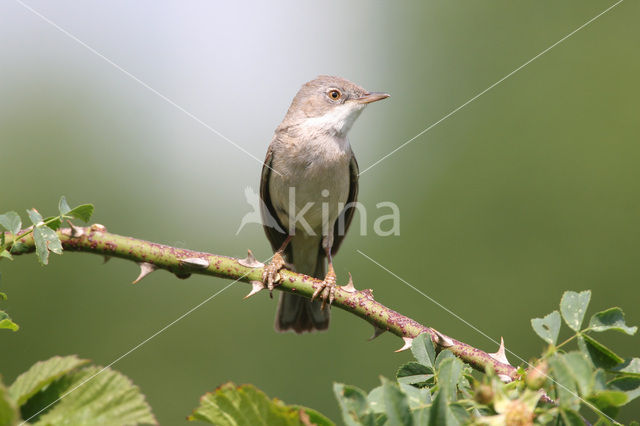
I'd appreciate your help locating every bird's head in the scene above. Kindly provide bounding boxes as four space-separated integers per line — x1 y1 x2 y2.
281 75 389 138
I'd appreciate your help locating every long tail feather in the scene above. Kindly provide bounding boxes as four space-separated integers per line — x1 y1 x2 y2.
275 244 329 333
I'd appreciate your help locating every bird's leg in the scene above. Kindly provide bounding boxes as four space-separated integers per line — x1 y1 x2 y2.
311 247 337 310
262 235 292 292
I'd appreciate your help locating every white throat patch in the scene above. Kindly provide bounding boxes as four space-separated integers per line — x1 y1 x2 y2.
303 103 366 137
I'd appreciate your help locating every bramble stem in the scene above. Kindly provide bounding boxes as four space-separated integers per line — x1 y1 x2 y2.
3 225 518 379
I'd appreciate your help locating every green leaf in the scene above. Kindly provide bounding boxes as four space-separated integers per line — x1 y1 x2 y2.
367 386 385 414
58 196 71 216
381 379 412 426
9 355 89 406
588 390 629 409
578 335 624 369
434 350 455 369
26 209 43 226
42 217 62 231
33 229 48 265
0 377 19 426
608 376 640 403
333 383 384 426
560 290 591 332
411 333 436 370
588 307 637 335
448 403 470 424
456 374 473 399
9 242 28 254
23 365 157 425
411 407 430 424
0 250 13 261
428 391 460 426
0 292 6 301
0 211 21 235
334 383 375 426
427 391 447 426
398 383 430 409
560 408 586 425
66 204 94 222
612 358 640 377
436 358 463 401
594 418 615 426
189 382 324 426
396 362 433 385
593 369 608 392
531 310 561 345
33 225 63 265
556 352 593 397
549 354 580 409
608 376 640 404
0 310 19 331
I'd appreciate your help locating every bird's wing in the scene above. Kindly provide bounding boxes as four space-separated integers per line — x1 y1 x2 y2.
330 152 359 256
260 146 291 258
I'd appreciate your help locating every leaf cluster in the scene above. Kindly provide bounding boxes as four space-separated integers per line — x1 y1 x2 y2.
0 196 94 333
328 290 639 425
527 290 639 424
334 333 482 425
0 196 94 265
0 355 156 425
188 382 333 426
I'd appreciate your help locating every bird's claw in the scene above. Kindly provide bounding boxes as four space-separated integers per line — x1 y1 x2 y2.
311 268 337 310
262 252 285 291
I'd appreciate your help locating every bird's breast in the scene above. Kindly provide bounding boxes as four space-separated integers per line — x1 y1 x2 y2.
270 137 352 235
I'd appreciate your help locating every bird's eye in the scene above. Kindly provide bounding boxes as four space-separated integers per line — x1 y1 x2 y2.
328 89 341 100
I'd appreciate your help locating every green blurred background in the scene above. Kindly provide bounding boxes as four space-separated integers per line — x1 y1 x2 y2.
1 0 638 423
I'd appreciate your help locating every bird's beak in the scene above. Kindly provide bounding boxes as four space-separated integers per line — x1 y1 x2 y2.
356 92 390 104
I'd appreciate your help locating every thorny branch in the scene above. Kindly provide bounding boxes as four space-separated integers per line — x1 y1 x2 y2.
4 224 518 380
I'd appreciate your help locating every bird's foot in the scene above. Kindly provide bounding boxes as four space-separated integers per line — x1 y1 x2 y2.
262 251 286 291
311 266 337 310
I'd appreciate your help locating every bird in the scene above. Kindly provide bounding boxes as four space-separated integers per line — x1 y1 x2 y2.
260 75 389 333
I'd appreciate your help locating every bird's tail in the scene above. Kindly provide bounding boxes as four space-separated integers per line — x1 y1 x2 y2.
275 247 330 333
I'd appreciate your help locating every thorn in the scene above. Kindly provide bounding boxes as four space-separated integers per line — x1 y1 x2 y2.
238 249 265 268
179 257 210 269
394 336 413 352
489 337 511 366
243 281 265 299
175 271 191 279
90 223 107 232
132 262 157 284
67 221 84 237
498 374 513 383
342 272 356 293
433 329 454 347
368 326 385 341
103 256 111 264
360 288 374 300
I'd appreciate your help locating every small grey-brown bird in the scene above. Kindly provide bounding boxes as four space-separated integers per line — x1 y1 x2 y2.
260 75 389 333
